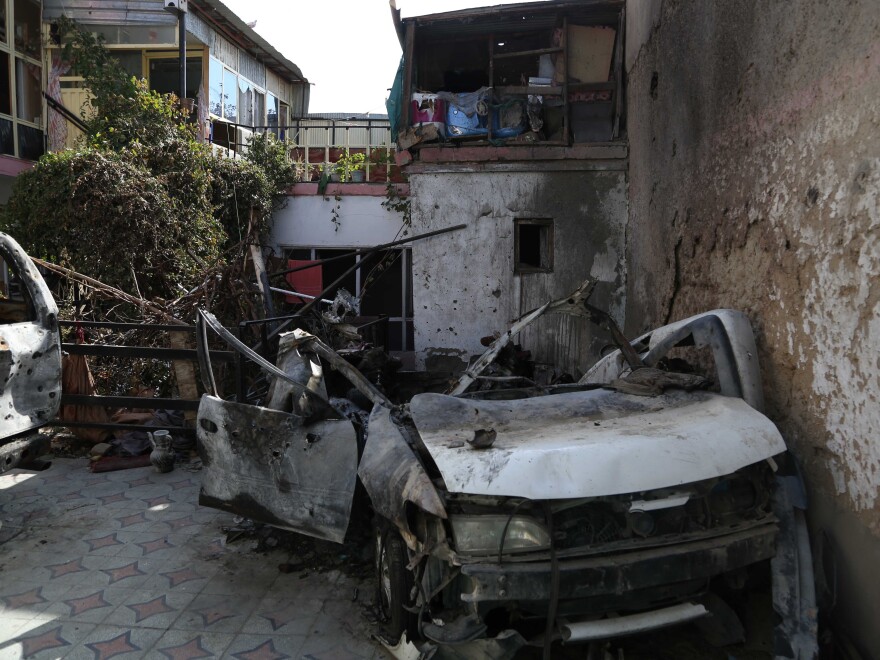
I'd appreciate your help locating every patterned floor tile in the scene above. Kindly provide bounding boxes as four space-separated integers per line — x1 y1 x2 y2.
3 620 97 660
0 582 65 618
152 631 234 659
174 593 260 633
81 533 127 557
47 557 88 579
297 632 381 660
94 559 150 588
103 589 195 629
126 477 153 489
200 571 277 598
299 612 381 659
0 459 383 659
42 586 131 624
240 597 322 636
63 625 166 660
223 635 304 660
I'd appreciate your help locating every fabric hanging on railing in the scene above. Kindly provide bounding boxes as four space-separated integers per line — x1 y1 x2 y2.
47 52 72 151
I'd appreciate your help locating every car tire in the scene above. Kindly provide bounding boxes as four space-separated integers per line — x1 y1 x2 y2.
374 519 419 642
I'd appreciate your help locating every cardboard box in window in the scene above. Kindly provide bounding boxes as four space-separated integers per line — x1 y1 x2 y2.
559 26 616 84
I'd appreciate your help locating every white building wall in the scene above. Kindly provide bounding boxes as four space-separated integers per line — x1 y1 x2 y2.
269 195 407 252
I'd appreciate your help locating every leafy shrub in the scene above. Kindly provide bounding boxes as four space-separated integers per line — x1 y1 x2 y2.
0 19 287 307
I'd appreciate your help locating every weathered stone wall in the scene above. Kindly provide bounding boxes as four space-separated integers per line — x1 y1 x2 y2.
409 168 627 375
625 0 880 654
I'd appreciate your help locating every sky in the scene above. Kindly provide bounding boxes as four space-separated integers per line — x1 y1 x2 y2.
219 0 549 115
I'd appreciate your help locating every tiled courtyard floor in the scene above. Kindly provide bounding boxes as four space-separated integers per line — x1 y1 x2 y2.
0 458 386 659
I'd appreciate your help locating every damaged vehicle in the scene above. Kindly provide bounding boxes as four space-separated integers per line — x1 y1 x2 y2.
0 233 62 473
195 278 816 659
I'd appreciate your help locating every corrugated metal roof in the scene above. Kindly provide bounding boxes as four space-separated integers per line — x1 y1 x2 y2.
404 0 623 37
191 0 307 84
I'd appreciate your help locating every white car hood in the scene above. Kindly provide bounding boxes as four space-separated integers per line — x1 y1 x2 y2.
409 388 785 499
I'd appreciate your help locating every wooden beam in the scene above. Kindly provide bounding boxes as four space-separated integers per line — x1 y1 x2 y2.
401 22 416 132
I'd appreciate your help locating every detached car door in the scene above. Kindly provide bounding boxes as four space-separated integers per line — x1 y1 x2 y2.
0 233 62 471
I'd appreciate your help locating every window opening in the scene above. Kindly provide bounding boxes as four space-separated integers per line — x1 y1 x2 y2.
149 56 203 100
267 92 278 134
0 51 10 115
13 0 39 59
238 77 254 127
208 57 223 116
281 247 414 351
15 56 40 124
223 68 237 121
514 218 553 273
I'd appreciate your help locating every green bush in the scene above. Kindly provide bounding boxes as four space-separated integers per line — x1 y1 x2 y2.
0 19 287 306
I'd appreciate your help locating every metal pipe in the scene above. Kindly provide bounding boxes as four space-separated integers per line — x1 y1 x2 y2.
178 10 187 101
559 603 707 642
269 224 466 279
268 286 333 304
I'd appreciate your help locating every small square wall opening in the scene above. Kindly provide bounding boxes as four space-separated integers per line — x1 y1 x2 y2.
514 218 554 273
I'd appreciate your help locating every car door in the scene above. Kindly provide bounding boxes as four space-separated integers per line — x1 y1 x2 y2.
0 233 62 470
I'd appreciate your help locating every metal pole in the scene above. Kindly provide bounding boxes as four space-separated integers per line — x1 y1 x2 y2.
269 224 467 278
178 11 187 102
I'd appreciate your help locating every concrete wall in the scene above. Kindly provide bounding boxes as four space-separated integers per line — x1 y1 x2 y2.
269 192 406 252
408 167 627 374
625 0 880 655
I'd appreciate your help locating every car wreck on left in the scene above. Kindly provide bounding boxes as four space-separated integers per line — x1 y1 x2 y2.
0 232 62 472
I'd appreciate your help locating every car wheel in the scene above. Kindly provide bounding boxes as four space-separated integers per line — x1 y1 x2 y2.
374 520 419 641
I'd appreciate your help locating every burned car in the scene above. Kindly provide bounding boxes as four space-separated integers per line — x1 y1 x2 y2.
0 233 62 472
195 279 816 658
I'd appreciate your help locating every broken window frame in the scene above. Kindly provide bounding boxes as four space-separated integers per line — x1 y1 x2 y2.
514 217 554 274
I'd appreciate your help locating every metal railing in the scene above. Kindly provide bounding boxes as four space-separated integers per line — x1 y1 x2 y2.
208 118 400 183
52 320 236 435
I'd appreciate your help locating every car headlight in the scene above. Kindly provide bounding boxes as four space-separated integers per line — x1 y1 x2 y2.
449 514 551 555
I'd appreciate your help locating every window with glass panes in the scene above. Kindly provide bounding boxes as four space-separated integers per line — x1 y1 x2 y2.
208 56 273 131
1 0 44 161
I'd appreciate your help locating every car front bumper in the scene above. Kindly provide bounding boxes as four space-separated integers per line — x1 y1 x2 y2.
459 523 777 604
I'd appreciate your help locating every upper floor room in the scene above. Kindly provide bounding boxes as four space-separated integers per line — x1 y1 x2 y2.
392 0 625 162
1 0 310 167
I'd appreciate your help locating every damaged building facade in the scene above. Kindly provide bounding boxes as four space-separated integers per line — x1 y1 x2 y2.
378 0 879 655
394 1 628 376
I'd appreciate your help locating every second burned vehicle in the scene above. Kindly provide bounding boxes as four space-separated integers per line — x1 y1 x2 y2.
195 279 816 659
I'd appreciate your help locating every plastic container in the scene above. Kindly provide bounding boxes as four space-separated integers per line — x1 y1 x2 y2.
446 103 488 137
492 99 527 139
411 93 446 133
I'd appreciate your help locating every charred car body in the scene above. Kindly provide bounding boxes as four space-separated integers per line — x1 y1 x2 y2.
195 279 816 658
0 233 62 473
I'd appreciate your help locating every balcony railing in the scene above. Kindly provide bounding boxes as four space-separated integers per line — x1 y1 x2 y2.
208 118 404 183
